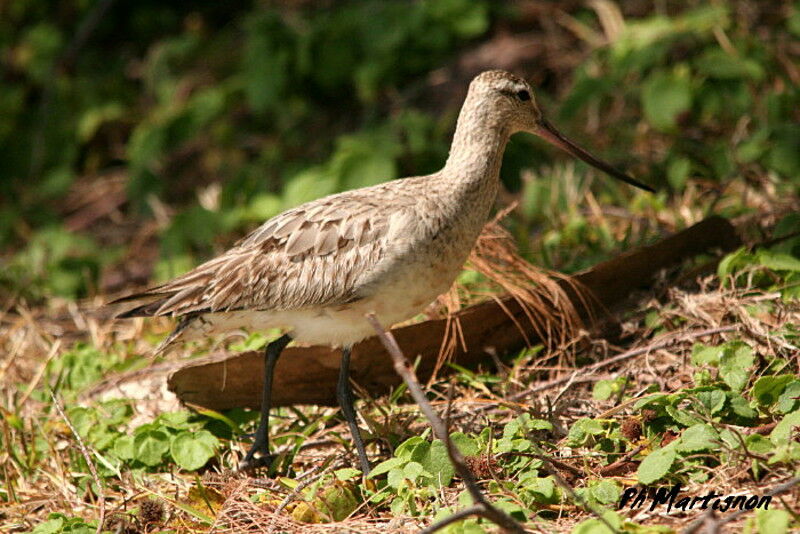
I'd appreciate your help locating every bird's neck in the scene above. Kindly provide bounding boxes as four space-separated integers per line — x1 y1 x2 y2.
442 105 511 194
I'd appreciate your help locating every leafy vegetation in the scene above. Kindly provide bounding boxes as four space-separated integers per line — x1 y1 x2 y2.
1 1 799 533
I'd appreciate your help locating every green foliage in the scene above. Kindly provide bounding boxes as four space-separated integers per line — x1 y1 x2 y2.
560 3 800 194
367 432 478 514
29 514 95 534
592 377 628 401
629 328 800 485
63 405 221 473
0 0 487 258
0 227 116 299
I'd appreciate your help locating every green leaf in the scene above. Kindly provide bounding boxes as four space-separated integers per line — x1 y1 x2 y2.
78 103 124 142
170 430 218 471
638 445 676 484
337 149 396 191
634 394 670 410
32 517 64 534
695 49 764 80
419 439 455 486
667 157 691 189
777 381 800 413
758 251 800 272
665 405 703 427
756 508 791 534
367 457 405 478
677 424 719 452
396 436 429 462
193 408 241 433
592 380 615 400
521 474 557 502
641 71 692 131
528 418 553 431
767 126 800 177
719 343 755 392
729 393 757 419
334 468 362 481
790 3 800 37
752 375 796 406
387 467 406 489
403 461 427 481
589 479 621 505
113 435 135 461
242 12 292 115
695 389 726 415
316 484 360 522
737 128 770 163
770 411 800 446
718 247 752 281
282 167 337 209
572 510 623 534
228 332 269 353
156 411 193 430
567 418 606 446
745 434 775 454
450 432 479 457
133 429 170 466
691 344 723 366
243 194 282 223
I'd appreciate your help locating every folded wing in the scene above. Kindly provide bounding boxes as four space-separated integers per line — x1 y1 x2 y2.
113 188 410 318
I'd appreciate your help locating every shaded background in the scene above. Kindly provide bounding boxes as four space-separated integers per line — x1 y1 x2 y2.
1 0 799 303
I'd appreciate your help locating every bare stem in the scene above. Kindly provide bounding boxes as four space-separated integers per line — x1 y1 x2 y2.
418 505 485 534
508 325 739 403
50 390 106 534
366 313 527 534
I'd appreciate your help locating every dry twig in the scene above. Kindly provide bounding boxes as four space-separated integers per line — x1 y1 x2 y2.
50 391 106 534
508 325 739 403
366 313 527 534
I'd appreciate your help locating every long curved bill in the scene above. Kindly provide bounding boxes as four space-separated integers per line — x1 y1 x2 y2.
537 119 655 192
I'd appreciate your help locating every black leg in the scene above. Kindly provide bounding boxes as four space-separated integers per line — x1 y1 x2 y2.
337 346 371 474
238 333 292 471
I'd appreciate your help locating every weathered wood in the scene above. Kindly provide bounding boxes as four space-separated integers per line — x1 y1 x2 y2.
166 216 739 409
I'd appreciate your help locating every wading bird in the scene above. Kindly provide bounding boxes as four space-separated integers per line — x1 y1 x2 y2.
113 70 652 474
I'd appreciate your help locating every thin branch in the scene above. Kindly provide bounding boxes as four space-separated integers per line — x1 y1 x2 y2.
508 325 738 403
597 444 645 476
419 505 487 534
50 390 106 534
497 451 583 478
446 326 740 425
366 313 527 534
273 462 331 516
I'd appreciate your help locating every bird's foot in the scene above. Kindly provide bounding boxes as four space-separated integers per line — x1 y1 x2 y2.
237 452 274 472
236 443 274 472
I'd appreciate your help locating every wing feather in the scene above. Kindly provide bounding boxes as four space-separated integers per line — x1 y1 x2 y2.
114 181 421 318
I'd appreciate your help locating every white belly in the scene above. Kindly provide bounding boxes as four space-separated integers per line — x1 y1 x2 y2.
178 259 459 347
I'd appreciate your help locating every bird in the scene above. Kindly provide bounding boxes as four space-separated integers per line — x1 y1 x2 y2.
112 70 653 474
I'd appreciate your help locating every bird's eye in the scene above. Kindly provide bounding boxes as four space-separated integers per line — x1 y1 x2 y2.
516 90 531 101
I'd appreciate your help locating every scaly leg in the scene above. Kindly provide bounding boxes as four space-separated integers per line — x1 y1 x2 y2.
337 346 371 474
238 333 292 471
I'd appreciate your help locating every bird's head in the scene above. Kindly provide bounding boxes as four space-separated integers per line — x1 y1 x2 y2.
468 70 654 192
